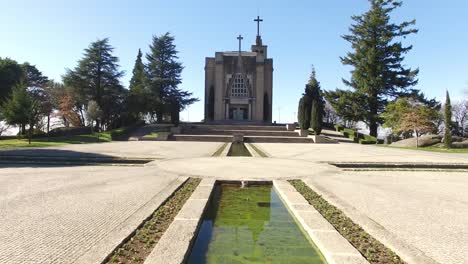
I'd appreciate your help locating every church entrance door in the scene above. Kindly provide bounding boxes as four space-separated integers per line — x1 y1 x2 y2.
229 106 249 121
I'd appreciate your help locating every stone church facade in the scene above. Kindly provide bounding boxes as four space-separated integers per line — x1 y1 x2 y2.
204 18 273 123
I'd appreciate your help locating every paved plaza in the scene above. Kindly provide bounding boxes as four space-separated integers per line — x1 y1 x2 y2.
0 141 467 263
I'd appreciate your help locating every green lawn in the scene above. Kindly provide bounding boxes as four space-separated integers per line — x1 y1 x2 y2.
380 145 468 153
0 132 113 149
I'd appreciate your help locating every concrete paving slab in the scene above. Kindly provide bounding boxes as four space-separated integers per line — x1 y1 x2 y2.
311 231 362 256
304 171 464 264
0 166 180 264
189 185 214 200
175 199 210 221
298 211 336 231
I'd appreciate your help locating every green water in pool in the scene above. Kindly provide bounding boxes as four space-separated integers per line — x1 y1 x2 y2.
187 184 326 264
227 142 252 157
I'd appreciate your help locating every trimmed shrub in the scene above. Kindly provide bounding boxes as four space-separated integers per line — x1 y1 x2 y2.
48 127 92 137
359 139 376 144
110 121 145 140
334 125 344 132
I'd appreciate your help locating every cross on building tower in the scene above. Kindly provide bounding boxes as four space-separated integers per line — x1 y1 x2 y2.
237 34 243 53
254 16 263 46
254 16 263 36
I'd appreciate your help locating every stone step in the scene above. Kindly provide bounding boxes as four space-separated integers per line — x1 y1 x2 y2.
183 129 300 137
183 124 287 131
172 135 232 142
245 136 314 144
171 134 313 143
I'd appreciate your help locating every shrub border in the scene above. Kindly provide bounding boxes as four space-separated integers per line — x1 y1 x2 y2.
288 180 404 264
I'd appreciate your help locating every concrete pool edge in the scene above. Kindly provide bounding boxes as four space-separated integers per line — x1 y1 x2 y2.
303 178 440 264
73 176 189 264
273 180 369 264
144 178 216 264
145 179 368 264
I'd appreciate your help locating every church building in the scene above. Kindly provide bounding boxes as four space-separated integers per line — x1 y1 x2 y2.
204 16 273 123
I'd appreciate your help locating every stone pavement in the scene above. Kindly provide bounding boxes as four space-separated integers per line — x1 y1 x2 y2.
0 141 467 263
0 166 184 264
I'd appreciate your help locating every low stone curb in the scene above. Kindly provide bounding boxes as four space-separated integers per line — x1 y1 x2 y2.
220 142 231 157
273 180 369 264
143 178 215 264
303 178 440 264
74 176 188 264
244 142 261 157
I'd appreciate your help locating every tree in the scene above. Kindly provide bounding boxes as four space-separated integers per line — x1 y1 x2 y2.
338 0 419 137
324 100 339 125
324 89 365 127
383 98 436 147
128 49 148 120
452 99 467 137
310 101 321 135
297 97 309 130
86 100 103 135
307 69 325 135
444 91 452 148
382 97 438 145
146 33 197 123
0 58 23 103
22 63 52 133
63 38 125 130
1 83 37 143
58 94 82 127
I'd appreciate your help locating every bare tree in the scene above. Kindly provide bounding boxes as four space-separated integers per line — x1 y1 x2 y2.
0 122 10 136
324 100 339 125
453 99 468 137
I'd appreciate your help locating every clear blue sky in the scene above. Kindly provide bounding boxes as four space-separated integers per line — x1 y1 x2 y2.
2 0 467 122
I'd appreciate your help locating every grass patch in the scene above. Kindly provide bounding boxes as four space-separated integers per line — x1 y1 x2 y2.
379 145 468 153
106 178 201 264
288 180 404 264
0 124 145 149
211 143 228 157
248 143 268 157
0 133 112 149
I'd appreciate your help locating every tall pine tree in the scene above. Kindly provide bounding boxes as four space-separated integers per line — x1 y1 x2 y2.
340 0 419 137
128 49 147 120
146 33 197 123
63 38 125 130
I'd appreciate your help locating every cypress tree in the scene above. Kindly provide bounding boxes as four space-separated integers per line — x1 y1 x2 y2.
128 49 147 120
307 69 325 135
444 91 452 148
297 97 309 130
340 0 419 137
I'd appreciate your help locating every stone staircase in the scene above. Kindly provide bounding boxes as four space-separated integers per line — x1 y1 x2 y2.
133 124 315 143
174 124 314 143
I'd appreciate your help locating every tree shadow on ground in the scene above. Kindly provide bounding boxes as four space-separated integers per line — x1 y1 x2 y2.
0 149 149 168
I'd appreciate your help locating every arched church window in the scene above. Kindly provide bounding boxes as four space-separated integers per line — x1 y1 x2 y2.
230 73 249 97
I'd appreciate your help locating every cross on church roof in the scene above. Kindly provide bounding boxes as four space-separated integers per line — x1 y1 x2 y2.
254 16 263 36
237 34 243 53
